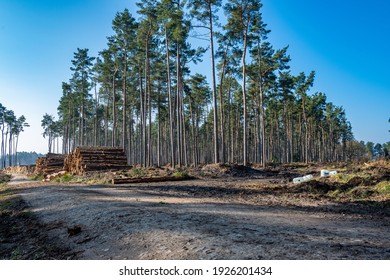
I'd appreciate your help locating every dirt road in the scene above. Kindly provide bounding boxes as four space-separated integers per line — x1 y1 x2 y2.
7 174 390 260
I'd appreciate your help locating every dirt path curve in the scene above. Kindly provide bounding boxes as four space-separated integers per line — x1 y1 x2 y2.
8 173 34 185
10 179 390 260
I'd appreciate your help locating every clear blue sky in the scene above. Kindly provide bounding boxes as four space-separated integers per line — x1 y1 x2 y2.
0 0 389 154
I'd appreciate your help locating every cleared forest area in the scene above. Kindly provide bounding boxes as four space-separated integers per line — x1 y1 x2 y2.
1 160 389 260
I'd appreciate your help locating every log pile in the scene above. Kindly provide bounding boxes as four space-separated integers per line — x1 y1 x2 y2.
35 153 66 176
64 146 129 175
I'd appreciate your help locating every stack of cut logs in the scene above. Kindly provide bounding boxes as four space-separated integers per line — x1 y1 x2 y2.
64 146 129 175
35 153 66 176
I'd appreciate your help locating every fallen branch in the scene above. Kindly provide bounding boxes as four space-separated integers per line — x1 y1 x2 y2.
112 176 194 185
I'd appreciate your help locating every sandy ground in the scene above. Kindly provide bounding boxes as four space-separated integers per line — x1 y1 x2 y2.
5 174 390 260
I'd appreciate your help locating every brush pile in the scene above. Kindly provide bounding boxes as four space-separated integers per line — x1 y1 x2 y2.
35 153 66 176
64 146 129 175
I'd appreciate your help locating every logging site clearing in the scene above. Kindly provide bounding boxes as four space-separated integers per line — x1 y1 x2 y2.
1 160 390 260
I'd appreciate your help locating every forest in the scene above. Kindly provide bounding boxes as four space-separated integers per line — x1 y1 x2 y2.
40 0 389 167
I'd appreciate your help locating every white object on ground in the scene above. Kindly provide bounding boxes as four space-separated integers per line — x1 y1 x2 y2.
293 174 313 184
293 177 304 184
321 170 330 177
321 169 338 177
303 174 313 181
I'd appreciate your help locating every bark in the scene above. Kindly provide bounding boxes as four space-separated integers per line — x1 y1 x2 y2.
94 83 99 146
122 51 127 150
242 33 248 166
208 2 219 164
218 44 229 164
257 42 266 167
176 43 182 167
301 95 308 163
112 68 118 147
157 88 161 166
165 28 175 167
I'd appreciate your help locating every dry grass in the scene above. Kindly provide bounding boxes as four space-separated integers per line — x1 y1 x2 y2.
296 160 390 203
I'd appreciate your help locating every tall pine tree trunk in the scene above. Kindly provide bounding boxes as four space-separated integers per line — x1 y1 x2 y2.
165 29 175 167
218 44 229 164
112 69 118 147
176 43 182 167
122 51 127 150
242 33 248 166
208 4 219 164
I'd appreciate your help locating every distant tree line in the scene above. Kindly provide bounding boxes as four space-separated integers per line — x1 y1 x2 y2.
346 140 390 161
0 102 29 168
0 152 43 167
42 0 383 166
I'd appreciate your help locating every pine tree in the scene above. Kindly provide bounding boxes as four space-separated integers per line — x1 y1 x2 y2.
188 0 222 163
70 48 95 146
137 1 159 166
112 9 138 152
295 71 315 163
224 0 263 166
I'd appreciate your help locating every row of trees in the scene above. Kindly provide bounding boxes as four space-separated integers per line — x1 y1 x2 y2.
345 140 390 161
46 0 357 166
0 102 29 168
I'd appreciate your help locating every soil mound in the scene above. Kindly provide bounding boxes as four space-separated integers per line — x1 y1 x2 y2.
347 176 372 187
201 163 262 178
292 179 336 194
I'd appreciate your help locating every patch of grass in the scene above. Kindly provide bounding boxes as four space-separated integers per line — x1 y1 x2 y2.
347 186 377 199
331 173 350 183
172 170 190 178
30 174 43 181
375 181 390 195
55 173 74 183
85 172 114 184
329 173 370 184
59 175 88 184
328 189 342 197
128 168 146 177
